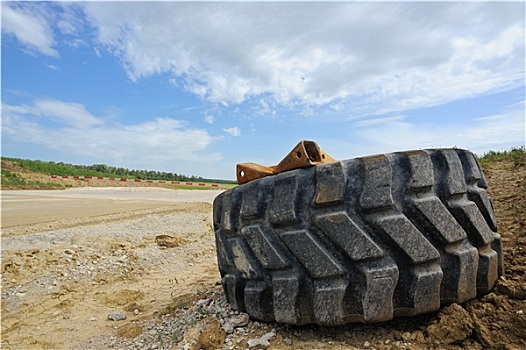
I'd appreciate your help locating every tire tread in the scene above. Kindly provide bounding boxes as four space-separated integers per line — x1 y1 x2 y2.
213 148 502 325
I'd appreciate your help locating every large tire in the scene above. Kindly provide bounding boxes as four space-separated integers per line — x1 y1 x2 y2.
213 149 503 325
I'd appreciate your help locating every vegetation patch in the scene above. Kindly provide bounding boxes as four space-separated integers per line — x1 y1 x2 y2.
478 146 525 167
1 169 64 189
1 156 237 190
1 156 236 185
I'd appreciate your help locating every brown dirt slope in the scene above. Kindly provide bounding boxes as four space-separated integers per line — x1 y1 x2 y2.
0 159 197 190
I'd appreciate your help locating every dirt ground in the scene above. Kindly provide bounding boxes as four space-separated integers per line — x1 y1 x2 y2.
1 154 525 349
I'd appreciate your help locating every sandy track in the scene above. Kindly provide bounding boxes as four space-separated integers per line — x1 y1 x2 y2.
2 187 221 227
1 188 222 349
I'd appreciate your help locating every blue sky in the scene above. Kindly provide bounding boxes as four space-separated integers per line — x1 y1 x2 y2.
2 2 525 180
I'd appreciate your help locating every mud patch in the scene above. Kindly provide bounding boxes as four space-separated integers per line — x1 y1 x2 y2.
427 303 474 345
117 323 144 338
95 289 145 307
155 234 189 248
194 320 227 350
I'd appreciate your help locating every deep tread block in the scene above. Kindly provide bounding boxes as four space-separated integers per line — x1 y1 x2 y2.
373 214 440 264
315 212 384 261
456 150 503 276
222 273 245 311
314 162 345 205
229 237 263 279
273 276 313 325
220 190 240 233
269 173 299 225
280 229 345 279
359 155 394 210
313 280 348 325
242 225 290 270
360 262 399 322
448 202 495 246
240 181 261 219
410 197 466 244
215 232 234 275
359 154 442 316
244 281 274 322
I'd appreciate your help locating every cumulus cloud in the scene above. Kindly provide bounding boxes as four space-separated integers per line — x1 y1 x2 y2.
4 1 524 124
78 2 524 113
2 99 219 166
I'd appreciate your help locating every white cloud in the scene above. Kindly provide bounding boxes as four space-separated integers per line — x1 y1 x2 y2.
33 99 103 127
2 2 58 57
55 4 84 36
355 115 406 127
5 2 523 116
79 2 524 113
356 107 525 156
222 127 241 137
252 98 276 116
204 115 215 124
46 64 60 71
2 99 219 166
67 38 85 49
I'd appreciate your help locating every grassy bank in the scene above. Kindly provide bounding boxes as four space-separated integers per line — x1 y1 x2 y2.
477 146 525 167
1 156 236 190
1 169 65 189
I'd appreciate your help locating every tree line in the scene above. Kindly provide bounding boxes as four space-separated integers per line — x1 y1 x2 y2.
2 157 236 184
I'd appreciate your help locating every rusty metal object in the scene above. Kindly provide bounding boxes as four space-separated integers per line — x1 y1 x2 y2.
236 140 337 184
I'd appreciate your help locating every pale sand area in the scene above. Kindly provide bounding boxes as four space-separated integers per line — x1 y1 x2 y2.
1 187 223 227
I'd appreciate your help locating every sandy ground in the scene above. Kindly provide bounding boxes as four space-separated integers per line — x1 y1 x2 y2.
2 188 221 227
1 155 525 350
2 188 222 349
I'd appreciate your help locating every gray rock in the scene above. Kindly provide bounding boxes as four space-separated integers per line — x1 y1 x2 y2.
195 298 210 306
247 331 276 348
222 321 234 334
229 313 250 328
107 311 127 321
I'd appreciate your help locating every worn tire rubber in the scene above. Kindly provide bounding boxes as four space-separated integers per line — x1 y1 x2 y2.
213 149 503 325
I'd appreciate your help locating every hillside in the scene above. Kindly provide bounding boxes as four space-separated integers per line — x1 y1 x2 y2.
0 157 236 190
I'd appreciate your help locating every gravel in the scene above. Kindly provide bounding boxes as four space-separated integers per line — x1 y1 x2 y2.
83 288 280 350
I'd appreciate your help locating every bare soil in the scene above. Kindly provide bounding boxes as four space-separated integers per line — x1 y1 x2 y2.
1 155 525 350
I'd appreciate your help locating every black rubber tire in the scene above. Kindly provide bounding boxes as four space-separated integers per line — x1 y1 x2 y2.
213 149 503 325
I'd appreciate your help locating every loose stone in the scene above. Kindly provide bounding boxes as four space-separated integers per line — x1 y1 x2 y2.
107 311 127 321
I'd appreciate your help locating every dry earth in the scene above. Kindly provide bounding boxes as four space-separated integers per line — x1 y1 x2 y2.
1 155 525 350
